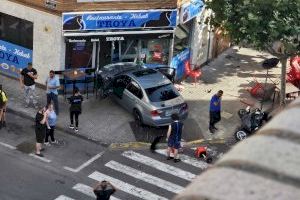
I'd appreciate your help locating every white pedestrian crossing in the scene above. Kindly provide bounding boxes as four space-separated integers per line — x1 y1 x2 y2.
54 195 75 200
72 183 121 200
55 148 210 200
122 150 196 181
155 149 208 169
89 171 169 200
105 160 184 193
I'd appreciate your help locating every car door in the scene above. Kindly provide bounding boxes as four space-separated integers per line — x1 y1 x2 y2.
112 75 131 105
123 80 143 111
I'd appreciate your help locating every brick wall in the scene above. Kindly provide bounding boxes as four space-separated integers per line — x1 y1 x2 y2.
174 98 300 200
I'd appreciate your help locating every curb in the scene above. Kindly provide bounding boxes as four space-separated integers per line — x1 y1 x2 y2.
6 108 110 147
109 138 226 150
7 107 226 150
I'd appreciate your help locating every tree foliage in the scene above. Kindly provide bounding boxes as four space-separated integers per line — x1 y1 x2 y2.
206 0 300 57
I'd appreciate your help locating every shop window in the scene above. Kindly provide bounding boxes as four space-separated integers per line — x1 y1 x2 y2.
65 41 93 69
120 40 138 62
141 39 169 65
0 12 33 49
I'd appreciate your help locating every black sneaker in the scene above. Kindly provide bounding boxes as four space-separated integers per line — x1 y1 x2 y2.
213 126 218 130
69 124 74 129
209 127 215 133
167 156 173 160
74 128 79 133
35 153 44 157
174 158 181 163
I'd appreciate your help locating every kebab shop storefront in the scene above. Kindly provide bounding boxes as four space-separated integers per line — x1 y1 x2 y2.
62 9 178 71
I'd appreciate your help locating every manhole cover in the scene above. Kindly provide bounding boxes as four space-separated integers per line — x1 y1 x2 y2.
16 141 35 154
222 111 233 119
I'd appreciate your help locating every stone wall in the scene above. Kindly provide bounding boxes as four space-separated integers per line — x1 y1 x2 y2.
0 1 65 84
174 98 300 200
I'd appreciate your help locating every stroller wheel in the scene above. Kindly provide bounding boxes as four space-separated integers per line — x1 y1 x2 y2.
235 130 248 141
206 157 213 164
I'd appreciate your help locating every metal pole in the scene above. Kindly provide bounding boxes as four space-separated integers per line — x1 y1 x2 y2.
168 35 175 66
260 68 269 110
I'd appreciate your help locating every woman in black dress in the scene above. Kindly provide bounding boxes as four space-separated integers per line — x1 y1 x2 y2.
35 107 47 157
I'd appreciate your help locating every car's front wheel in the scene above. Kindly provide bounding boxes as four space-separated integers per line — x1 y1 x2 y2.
133 109 143 126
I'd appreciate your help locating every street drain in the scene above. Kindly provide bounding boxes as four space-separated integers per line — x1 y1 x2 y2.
16 141 35 154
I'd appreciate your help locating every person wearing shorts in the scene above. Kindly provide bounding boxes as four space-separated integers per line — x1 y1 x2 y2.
166 113 183 163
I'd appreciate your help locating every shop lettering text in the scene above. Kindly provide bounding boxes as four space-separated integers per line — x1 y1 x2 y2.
106 37 125 41
0 51 19 64
130 13 148 19
0 39 32 78
96 20 136 28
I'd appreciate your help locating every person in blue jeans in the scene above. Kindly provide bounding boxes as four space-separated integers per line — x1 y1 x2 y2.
45 103 58 145
46 70 60 115
209 90 223 133
166 113 183 163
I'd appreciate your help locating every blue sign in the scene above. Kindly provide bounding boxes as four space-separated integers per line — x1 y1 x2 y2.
180 0 205 24
0 40 32 78
63 10 177 31
171 48 190 80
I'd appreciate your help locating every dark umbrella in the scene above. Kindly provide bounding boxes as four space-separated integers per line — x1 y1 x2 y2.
262 58 279 69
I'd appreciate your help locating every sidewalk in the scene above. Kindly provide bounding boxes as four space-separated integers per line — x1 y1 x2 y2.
0 47 282 145
179 47 281 141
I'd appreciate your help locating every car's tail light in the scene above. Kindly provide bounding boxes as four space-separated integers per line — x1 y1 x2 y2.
151 110 162 117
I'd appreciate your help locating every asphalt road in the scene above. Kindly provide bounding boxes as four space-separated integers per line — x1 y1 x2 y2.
0 112 232 200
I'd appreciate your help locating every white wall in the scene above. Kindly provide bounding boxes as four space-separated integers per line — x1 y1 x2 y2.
190 12 210 67
0 1 65 84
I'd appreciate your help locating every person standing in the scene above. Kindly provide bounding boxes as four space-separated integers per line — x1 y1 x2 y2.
93 180 116 200
209 90 223 133
20 63 38 108
46 70 60 115
0 85 8 129
44 103 58 145
68 87 83 133
35 107 47 157
166 113 183 163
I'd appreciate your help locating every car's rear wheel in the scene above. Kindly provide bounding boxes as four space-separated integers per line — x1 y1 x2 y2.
133 109 143 126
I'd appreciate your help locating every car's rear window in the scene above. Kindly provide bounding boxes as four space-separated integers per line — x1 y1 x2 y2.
145 83 180 102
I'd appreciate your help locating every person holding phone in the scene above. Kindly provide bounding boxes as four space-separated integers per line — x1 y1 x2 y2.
35 107 47 157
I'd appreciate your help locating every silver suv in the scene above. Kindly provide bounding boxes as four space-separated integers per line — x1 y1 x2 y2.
112 68 188 126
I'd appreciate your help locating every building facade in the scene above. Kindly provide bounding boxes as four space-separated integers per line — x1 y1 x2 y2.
0 0 227 84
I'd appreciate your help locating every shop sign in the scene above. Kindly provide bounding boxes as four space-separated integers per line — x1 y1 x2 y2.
180 0 204 24
0 39 32 78
62 10 177 31
171 48 190 80
45 0 57 9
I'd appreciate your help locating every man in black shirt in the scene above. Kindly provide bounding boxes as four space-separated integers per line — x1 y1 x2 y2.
20 63 38 108
93 181 116 200
68 87 83 133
